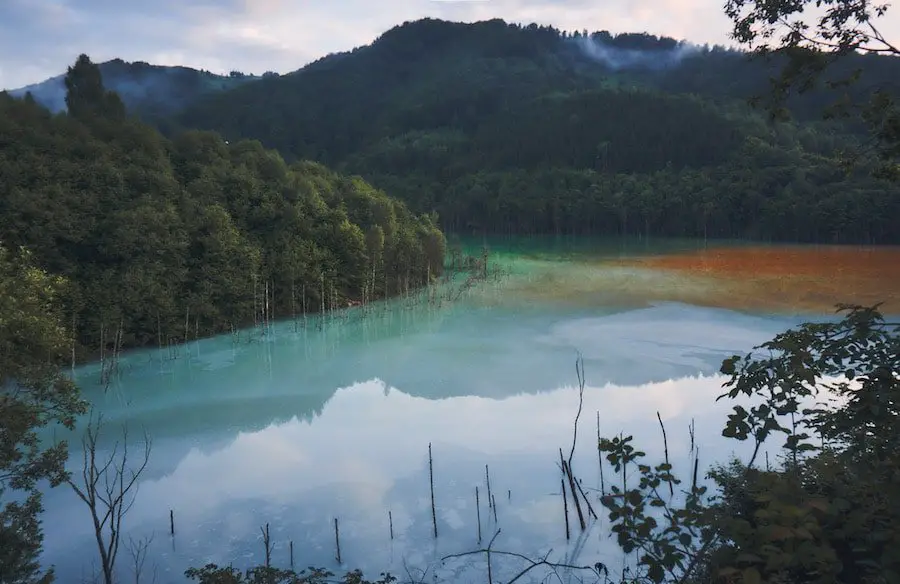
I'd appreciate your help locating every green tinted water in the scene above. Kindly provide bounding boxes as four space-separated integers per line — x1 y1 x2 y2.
40 238 820 583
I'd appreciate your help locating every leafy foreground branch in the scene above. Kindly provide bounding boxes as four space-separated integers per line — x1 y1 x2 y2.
598 304 900 584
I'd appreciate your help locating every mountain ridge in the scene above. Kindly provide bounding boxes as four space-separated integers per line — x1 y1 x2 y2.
6 58 267 116
159 17 899 243
6 17 898 243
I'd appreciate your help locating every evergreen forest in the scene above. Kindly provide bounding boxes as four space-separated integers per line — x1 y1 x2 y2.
166 19 900 242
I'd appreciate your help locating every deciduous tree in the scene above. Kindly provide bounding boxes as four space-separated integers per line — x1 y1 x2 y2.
0 247 87 583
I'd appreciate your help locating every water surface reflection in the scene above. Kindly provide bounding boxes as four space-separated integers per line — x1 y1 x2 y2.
45 370 777 583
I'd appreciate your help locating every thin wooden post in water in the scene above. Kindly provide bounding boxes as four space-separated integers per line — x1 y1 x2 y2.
563 459 586 530
491 494 498 523
485 464 493 510
597 411 606 495
334 518 341 564
389 510 394 540
693 452 700 491
261 523 271 568
560 448 585 531
429 443 438 538
170 510 174 536
561 477 570 540
657 411 674 498
573 472 598 520
475 486 482 543
290 541 294 569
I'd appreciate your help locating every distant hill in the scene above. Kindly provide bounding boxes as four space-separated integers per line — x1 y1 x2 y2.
170 18 900 160
7 58 267 117
157 18 899 243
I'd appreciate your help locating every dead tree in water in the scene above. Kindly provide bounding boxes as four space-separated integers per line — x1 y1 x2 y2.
441 528 605 584
260 523 272 568
67 412 152 584
557 352 598 532
99 319 124 391
126 533 157 584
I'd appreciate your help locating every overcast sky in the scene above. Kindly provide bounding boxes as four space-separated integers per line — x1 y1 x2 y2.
1 0 898 90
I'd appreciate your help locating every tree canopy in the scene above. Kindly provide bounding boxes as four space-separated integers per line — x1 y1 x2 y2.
164 18 900 241
0 247 87 583
0 55 445 358
724 0 899 178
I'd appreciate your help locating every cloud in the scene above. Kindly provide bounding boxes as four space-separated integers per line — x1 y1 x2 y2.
1 0 897 89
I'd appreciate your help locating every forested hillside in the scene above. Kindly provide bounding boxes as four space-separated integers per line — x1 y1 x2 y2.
0 56 444 359
171 18 900 243
8 58 263 118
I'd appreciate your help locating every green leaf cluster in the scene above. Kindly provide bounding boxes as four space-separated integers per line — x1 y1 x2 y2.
599 304 900 584
0 247 88 583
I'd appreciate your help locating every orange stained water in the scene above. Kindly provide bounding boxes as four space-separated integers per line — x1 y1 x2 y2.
620 245 900 314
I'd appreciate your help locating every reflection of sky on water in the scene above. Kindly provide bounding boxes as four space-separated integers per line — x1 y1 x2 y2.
40 300 803 583
47 373 768 584
40 241 861 583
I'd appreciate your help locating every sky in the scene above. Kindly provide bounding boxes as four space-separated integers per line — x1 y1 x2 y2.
0 0 897 90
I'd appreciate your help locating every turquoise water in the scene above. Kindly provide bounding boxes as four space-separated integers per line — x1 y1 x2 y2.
39 240 820 583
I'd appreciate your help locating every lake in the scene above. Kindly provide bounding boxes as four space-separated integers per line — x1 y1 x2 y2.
39 237 900 583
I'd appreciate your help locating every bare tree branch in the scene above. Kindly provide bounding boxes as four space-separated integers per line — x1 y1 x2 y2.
126 533 156 584
441 529 605 584
67 410 152 584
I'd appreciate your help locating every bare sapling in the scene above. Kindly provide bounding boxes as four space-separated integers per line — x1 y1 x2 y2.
260 522 272 568
71 311 77 371
568 352 586 468
302 284 308 327
101 319 124 390
99 322 105 385
429 443 437 538
485 464 493 510
291 278 297 331
263 280 269 333
560 449 585 530
657 411 674 498
67 411 152 584
126 533 157 584
475 486 482 543
334 517 342 564
320 273 325 315
572 471 598 520
253 272 259 329
597 411 606 495
442 528 605 584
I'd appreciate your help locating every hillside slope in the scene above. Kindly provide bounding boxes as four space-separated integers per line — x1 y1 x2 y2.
0 57 444 357
7 58 265 118
170 18 900 243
